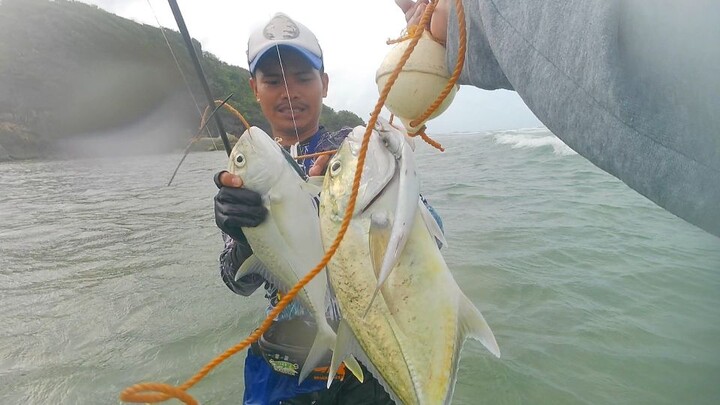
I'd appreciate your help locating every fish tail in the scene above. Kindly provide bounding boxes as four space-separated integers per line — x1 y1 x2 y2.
327 319 364 387
458 293 500 358
298 322 337 384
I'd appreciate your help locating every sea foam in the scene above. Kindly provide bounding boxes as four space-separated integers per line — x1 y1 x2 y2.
493 128 577 156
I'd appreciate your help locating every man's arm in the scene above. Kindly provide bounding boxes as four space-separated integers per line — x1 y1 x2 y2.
219 232 265 296
395 0 720 238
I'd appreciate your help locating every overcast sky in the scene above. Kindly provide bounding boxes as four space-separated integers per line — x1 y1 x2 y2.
78 0 542 133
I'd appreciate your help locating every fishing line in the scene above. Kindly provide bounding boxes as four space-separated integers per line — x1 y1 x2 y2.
167 93 234 187
145 1 212 136
273 44 303 155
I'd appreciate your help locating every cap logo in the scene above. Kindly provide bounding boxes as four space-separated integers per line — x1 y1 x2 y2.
263 15 300 40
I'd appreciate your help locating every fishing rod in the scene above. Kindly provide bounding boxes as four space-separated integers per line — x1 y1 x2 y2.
167 0 232 156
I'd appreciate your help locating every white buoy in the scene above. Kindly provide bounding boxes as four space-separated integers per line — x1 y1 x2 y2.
376 30 458 134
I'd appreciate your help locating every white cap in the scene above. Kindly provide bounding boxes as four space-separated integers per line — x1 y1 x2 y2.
247 13 323 74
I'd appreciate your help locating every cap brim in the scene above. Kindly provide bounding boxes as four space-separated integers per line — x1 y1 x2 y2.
249 44 323 73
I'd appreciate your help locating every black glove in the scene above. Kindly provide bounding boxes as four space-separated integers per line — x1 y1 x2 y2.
214 171 268 241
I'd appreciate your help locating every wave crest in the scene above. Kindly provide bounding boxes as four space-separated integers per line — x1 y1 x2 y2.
493 129 576 156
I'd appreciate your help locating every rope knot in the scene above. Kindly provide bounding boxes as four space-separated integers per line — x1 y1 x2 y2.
408 125 445 152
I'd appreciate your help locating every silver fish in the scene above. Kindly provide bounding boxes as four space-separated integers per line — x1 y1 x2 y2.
364 118 420 312
319 124 500 404
227 127 362 383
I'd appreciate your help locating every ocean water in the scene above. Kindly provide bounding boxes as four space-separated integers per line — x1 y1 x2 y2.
0 128 718 404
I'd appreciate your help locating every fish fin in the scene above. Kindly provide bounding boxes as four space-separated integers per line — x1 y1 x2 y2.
305 176 325 189
364 213 392 316
235 254 268 282
458 293 501 358
342 356 364 385
235 253 290 292
418 198 447 248
375 141 419 299
328 320 351 387
368 213 391 280
298 323 336 384
300 179 322 197
327 320 364 387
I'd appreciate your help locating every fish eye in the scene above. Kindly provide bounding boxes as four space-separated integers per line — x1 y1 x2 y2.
330 160 342 176
235 153 246 167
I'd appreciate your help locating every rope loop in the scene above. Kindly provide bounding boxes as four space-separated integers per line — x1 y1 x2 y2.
407 125 445 152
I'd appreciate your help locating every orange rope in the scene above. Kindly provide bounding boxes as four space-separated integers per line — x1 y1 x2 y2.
120 1 467 403
186 99 251 148
418 132 444 151
294 149 337 161
119 383 198 405
409 125 445 152
200 99 252 132
213 100 251 130
120 124 379 404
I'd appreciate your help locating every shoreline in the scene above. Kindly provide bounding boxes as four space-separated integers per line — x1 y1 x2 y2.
0 127 238 163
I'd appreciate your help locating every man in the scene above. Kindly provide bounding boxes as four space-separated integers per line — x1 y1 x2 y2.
213 13 394 405
396 0 720 239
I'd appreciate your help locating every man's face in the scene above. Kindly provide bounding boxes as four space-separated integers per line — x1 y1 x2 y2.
250 49 329 145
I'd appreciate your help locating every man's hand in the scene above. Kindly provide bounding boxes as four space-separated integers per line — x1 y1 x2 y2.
396 0 429 27
216 171 244 188
308 154 331 177
394 0 449 45
213 171 267 241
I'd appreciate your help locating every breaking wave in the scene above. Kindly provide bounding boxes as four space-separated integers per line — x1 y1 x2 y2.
493 128 577 156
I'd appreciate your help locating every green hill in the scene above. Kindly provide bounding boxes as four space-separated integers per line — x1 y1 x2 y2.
0 0 364 160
